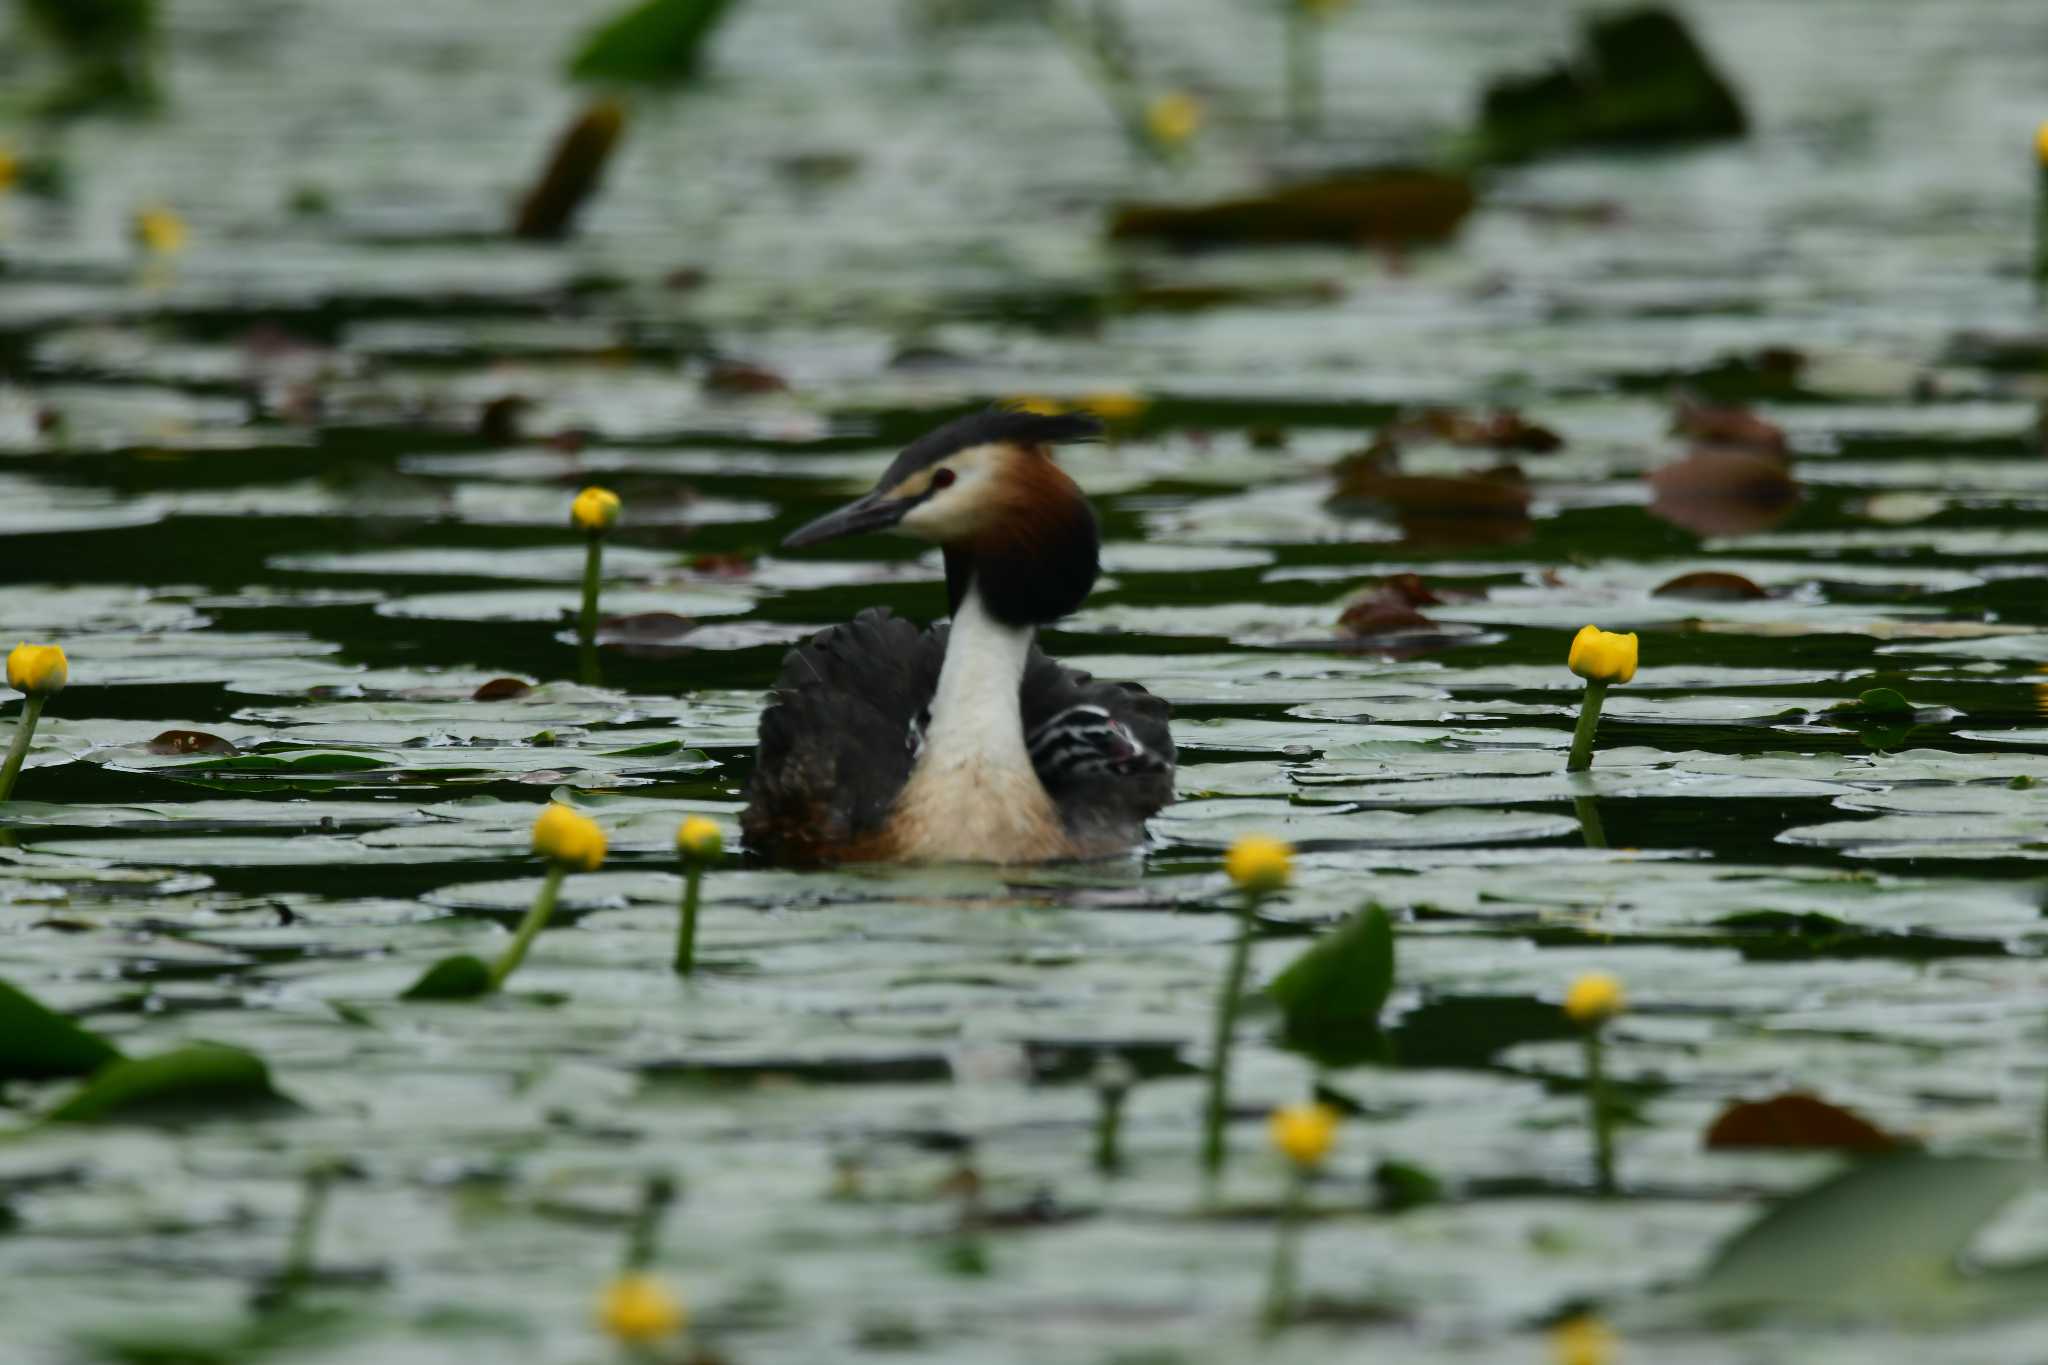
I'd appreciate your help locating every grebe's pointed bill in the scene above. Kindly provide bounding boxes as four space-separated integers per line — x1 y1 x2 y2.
782 490 909 549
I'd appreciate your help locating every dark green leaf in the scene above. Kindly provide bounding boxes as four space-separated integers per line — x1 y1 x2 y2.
173 751 390 773
1267 905 1396 1068
402 955 495 1001
0 979 122 1081
568 0 739 86
1828 687 1914 718
45 1043 295 1124
1372 1159 1443 1212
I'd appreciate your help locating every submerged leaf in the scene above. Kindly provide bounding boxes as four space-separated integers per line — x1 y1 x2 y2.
0 979 122 1081
45 1044 295 1124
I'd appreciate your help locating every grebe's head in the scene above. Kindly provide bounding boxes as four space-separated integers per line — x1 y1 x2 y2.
783 407 1103 626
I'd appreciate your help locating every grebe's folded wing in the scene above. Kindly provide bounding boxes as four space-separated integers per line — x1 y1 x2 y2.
1021 650 1175 841
742 608 942 864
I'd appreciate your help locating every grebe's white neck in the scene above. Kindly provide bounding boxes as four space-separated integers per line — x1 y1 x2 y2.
924 584 1035 770
885 583 1069 863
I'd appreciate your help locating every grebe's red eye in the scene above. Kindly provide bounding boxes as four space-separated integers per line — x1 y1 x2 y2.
930 468 956 491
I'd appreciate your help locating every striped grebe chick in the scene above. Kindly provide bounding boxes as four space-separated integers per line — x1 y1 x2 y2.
743 408 1174 865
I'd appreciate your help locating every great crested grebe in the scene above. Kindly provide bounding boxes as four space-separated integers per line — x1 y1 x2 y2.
742 408 1174 865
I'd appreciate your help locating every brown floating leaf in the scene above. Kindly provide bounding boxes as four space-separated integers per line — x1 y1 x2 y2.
1332 464 1530 521
1393 407 1562 453
1672 398 1786 459
598 611 695 643
1652 570 1768 601
511 99 626 241
1704 1091 1900 1154
471 678 535 702
689 552 755 578
704 360 788 394
1646 447 1800 537
476 394 530 445
1109 168 1474 250
1337 595 1433 638
145 730 237 756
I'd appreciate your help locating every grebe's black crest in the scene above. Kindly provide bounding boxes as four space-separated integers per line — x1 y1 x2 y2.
743 406 1174 865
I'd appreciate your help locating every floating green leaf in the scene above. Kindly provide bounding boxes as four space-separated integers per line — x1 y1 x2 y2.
569 0 738 85
1827 687 1915 718
1266 904 1395 1067
0 979 122 1081
45 1044 295 1125
1692 1153 2034 1318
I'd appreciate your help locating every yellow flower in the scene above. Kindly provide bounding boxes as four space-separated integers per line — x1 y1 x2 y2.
1078 390 1150 424
570 485 621 534
1224 835 1292 894
597 1272 685 1344
676 815 724 863
532 802 606 872
1268 1102 1339 1168
1563 972 1625 1027
1550 1314 1618 1365
0 146 17 193
132 204 188 256
2036 120 2048 167
1567 625 1638 686
1145 92 1203 149
7 643 67 697
1006 395 1066 416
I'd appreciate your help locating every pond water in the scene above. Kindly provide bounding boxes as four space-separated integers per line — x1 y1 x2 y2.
5 0 2048 1361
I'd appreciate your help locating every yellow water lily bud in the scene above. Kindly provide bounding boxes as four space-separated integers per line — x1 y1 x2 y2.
1268 1102 1339 1168
2036 120 2048 166
1145 92 1203 149
7 643 67 697
532 802 606 872
1564 972 1625 1027
1007 395 1066 416
1078 390 1149 424
676 815 723 863
1567 625 1638 685
132 204 188 255
570 485 621 534
1550 1314 1618 1365
596 1272 685 1344
1224 835 1292 894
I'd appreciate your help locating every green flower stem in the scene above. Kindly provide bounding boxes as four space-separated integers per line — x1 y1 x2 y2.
1095 1083 1128 1176
674 863 704 975
1201 894 1259 1180
1583 1028 1616 1195
282 1164 336 1288
1261 1166 1308 1333
578 534 605 685
1572 792 1607 850
489 863 568 990
1566 679 1610 774
0 694 47 804
2036 162 2048 296
624 1175 677 1271
1044 0 1171 162
1285 7 1320 136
